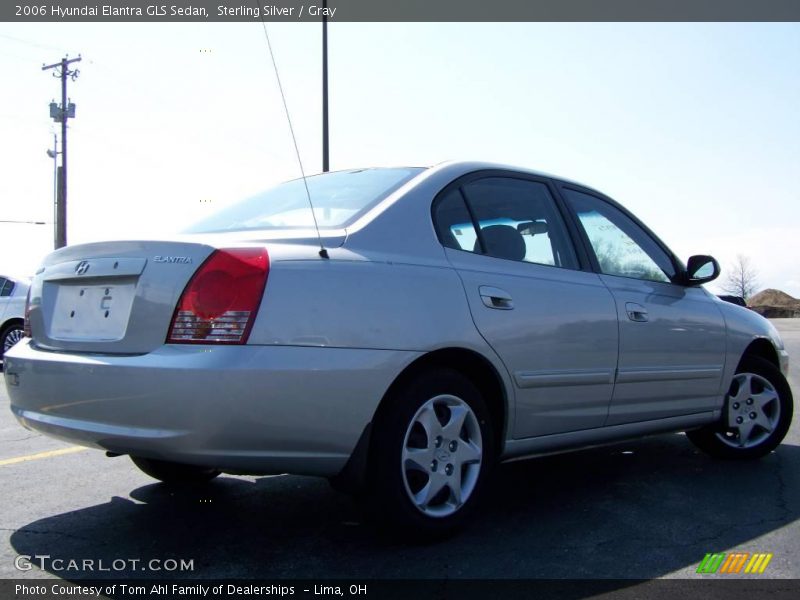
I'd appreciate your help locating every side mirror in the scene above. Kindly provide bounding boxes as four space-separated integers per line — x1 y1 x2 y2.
685 255 720 285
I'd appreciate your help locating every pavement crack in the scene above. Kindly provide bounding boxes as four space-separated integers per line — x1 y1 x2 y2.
770 453 791 521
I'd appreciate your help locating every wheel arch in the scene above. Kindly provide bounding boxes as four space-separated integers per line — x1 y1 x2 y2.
687 349 793 459
1 317 24 332
381 348 509 451
740 337 780 371
330 346 510 494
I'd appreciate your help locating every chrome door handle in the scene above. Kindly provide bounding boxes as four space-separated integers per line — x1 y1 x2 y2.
479 286 514 310
625 302 649 322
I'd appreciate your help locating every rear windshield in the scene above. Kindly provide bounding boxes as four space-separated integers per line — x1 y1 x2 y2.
185 167 425 233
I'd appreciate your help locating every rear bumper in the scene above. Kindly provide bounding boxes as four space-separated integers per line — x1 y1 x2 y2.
4 339 419 476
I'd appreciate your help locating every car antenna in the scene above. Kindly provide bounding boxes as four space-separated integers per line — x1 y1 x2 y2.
256 12 329 259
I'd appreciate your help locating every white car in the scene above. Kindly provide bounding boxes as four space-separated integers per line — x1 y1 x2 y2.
0 274 29 360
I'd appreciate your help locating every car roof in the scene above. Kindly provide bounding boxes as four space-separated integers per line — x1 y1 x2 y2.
424 160 603 194
297 162 602 195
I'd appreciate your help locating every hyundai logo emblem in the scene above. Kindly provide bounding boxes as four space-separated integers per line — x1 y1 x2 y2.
435 449 451 462
75 261 90 275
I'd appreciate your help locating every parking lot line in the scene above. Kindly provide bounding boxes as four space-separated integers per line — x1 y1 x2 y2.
0 446 87 467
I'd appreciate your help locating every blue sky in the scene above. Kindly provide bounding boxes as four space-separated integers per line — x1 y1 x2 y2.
1 22 798 294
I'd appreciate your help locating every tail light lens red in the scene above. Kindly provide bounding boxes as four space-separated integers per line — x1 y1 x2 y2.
167 248 269 344
23 288 31 338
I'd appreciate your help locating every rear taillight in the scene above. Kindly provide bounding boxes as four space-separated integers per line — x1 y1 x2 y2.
167 248 269 344
23 288 31 338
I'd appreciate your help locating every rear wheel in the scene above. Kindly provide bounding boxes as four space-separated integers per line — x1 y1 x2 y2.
1 321 24 360
366 369 495 539
687 356 793 459
130 456 220 484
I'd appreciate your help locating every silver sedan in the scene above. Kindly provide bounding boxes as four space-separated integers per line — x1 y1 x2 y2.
4 162 793 538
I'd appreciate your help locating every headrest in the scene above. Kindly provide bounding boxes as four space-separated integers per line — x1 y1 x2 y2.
474 225 526 261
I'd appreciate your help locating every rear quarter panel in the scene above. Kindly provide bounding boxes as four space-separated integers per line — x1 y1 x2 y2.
251 256 487 352
251 165 507 357
251 166 518 441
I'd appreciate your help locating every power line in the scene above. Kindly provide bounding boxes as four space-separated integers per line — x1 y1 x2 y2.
0 220 48 225
0 50 45 64
0 32 66 52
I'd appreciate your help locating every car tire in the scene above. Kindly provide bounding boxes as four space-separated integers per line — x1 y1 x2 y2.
366 368 495 540
687 355 793 459
1 321 24 360
130 456 221 484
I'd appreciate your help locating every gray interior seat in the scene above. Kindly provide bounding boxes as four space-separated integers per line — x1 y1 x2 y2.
474 225 526 261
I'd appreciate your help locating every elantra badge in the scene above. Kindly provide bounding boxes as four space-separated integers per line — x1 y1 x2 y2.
153 256 193 264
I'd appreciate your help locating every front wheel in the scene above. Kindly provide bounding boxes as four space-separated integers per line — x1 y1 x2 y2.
131 456 221 484
687 356 793 459
366 369 495 539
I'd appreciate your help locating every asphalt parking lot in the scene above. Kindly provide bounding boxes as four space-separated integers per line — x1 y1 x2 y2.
1 320 798 586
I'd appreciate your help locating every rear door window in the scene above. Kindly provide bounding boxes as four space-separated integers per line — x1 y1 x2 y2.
434 177 578 270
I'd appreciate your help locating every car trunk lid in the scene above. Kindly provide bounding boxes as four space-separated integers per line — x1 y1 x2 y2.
28 230 346 354
30 240 217 354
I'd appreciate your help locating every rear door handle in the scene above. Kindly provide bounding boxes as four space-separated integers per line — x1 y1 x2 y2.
479 286 514 310
625 302 649 322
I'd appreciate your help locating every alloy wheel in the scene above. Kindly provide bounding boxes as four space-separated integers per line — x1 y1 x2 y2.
3 327 23 354
400 394 483 518
715 372 781 449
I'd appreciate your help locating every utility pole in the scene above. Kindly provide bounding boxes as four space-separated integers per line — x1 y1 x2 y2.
322 0 329 172
42 55 81 249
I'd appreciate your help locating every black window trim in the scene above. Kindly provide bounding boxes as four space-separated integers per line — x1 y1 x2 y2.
457 187 487 255
430 169 593 272
554 181 687 285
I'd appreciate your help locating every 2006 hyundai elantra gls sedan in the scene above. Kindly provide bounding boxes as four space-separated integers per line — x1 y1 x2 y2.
5 162 793 537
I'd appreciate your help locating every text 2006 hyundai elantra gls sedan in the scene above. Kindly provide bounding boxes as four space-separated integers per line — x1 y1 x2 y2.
4 162 793 537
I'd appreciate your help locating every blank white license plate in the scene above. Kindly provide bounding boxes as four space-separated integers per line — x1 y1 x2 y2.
50 283 136 341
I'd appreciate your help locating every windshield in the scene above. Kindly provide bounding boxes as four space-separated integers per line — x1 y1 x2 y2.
185 167 425 233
